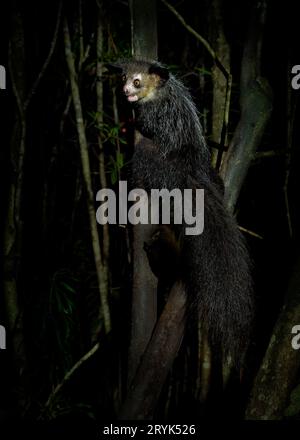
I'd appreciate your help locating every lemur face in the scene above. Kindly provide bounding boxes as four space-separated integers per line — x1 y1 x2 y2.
121 63 170 103
122 73 144 102
122 72 161 103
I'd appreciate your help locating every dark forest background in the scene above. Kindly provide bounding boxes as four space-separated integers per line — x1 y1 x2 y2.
0 0 300 430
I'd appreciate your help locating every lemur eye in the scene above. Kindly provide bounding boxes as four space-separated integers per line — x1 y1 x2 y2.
121 74 126 82
133 79 140 88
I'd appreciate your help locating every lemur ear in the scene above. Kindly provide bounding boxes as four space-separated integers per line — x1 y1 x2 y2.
104 62 124 74
148 63 169 81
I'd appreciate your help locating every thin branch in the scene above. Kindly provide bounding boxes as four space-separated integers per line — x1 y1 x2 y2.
283 62 297 238
96 1 108 192
199 331 211 402
216 73 232 170
7 40 26 329
112 86 121 160
78 0 84 67
83 32 95 64
108 22 118 55
160 0 232 169
161 0 229 79
60 31 95 137
255 150 287 159
59 95 72 136
24 1 62 110
96 2 111 329
161 0 215 64
64 17 111 334
8 41 25 120
239 226 263 240
284 168 292 238
44 343 100 409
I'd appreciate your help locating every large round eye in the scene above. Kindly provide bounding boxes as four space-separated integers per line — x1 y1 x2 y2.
121 74 126 82
133 78 140 88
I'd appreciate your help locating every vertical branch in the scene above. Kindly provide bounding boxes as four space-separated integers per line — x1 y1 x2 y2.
24 0 62 110
246 257 300 419
199 332 212 402
63 17 111 334
96 1 110 267
4 2 64 399
78 0 84 67
209 0 231 168
5 40 26 355
128 222 158 387
220 0 272 213
120 282 186 420
283 58 296 238
127 0 159 387
112 86 121 160
129 0 158 59
3 2 28 412
160 0 232 170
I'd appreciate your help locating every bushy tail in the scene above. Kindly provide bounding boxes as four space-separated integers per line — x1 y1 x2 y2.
182 183 254 366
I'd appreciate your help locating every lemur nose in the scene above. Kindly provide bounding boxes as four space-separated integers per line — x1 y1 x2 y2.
123 86 130 95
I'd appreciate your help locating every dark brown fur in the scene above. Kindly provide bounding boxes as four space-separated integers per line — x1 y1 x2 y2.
117 59 254 366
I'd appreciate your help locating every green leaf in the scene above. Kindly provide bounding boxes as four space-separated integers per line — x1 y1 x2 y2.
61 282 76 294
194 67 212 76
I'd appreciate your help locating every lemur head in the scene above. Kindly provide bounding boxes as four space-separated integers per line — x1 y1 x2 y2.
107 59 170 103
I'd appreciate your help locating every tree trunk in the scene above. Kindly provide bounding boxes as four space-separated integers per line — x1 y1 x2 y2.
220 0 272 213
127 0 158 386
246 256 300 419
209 0 231 168
129 0 157 59
120 282 186 420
